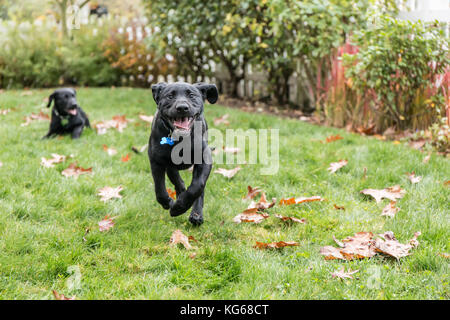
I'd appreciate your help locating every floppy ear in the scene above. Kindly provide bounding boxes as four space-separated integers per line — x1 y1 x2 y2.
47 92 55 108
151 82 167 105
194 83 219 104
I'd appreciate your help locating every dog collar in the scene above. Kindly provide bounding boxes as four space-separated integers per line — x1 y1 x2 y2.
160 137 174 146
54 109 69 119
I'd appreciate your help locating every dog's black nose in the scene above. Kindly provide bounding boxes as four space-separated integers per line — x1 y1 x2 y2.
71 104 78 109
176 104 189 113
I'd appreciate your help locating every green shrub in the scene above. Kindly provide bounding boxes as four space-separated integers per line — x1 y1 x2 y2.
343 16 450 131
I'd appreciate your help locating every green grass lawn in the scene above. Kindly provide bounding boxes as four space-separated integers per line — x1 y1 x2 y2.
0 87 448 300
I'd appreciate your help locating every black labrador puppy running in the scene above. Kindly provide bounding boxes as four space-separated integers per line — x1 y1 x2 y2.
149 82 218 225
43 88 90 139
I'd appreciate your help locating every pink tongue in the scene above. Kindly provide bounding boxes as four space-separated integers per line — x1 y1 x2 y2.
174 118 190 130
68 109 77 116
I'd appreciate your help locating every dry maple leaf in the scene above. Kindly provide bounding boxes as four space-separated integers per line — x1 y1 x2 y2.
333 204 345 210
121 154 131 162
169 229 193 250
41 153 66 168
167 188 176 199
374 231 421 259
97 186 123 202
52 290 75 300
360 185 405 203
139 114 154 123
233 208 269 224
95 115 129 134
213 114 230 126
214 167 241 178
247 192 276 211
320 232 376 260
61 163 92 178
274 214 306 224
98 215 115 232
323 134 343 143
102 144 117 156
331 267 359 280
381 201 400 218
328 159 348 174
21 111 50 126
254 241 299 249
243 185 262 200
320 246 345 260
279 196 323 205
406 172 422 184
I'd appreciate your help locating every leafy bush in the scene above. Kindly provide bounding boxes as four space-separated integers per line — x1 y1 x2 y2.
0 18 173 89
343 16 450 131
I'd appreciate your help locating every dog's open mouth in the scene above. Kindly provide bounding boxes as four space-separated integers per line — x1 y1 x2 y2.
68 109 77 116
171 117 194 131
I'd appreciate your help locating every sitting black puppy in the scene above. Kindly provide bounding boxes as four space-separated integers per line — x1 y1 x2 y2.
149 82 218 225
43 88 90 139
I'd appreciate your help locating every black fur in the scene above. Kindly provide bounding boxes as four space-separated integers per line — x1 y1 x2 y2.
148 82 218 225
43 88 90 139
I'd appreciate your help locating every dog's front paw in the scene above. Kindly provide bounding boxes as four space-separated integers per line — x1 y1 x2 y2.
170 200 189 217
189 212 204 226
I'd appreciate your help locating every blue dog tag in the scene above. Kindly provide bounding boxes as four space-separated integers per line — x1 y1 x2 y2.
160 137 174 146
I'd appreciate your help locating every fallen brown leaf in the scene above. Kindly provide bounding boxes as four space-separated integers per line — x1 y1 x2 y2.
121 154 131 162
374 231 421 259
254 241 299 249
139 114 154 123
98 186 123 202
323 134 343 143
320 232 376 260
274 214 306 223
103 144 117 156
233 208 269 224
21 111 50 126
406 172 422 184
247 192 276 211
95 115 129 134
243 185 262 200
98 215 116 232
169 229 193 250
61 163 92 178
279 196 323 205
331 267 359 280
333 204 345 210
214 167 241 178
360 185 405 203
381 201 400 218
167 188 176 199
41 153 66 168
328 159 348 174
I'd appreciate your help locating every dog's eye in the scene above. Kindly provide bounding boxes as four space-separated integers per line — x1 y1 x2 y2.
187 92 195 98
167 93 175 99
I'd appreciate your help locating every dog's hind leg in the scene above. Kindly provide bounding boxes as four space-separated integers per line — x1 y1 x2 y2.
189 190 204 226
151 161 174 210
166 167 186 196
